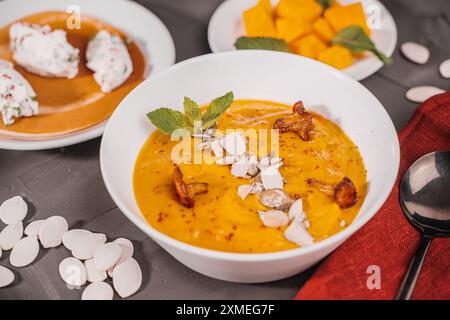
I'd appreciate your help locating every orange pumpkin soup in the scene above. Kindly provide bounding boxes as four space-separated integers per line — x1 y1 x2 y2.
0 11 146 137
133 100 367 253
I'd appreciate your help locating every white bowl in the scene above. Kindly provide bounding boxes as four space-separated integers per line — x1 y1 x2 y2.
207 0 397 81
100 50 400 283
0 0 175 150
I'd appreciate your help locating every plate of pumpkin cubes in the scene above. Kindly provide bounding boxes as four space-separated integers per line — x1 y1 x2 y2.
208 0 397 80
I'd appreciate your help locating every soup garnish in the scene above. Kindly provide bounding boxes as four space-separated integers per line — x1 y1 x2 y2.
136 93 367 253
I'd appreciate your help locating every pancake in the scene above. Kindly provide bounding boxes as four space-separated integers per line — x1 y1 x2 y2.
0 11 146 138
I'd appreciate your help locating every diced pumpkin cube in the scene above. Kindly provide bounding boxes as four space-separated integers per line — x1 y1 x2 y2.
276 18 312 43
290 34 328 59
330 0 342 7
317 45 353 69
275 0 323 21
313 17 335 43
324 3 371 36
243 2 276 37
258 0 273 14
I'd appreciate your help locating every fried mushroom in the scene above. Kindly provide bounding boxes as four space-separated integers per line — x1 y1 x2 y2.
334 177 357 209
173 166 208 208
307 177 357 208
273 101 314 141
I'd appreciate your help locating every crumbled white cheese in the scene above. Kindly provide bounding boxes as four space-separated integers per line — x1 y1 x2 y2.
237 184 253 200
288 199 304 221
219 132 246 156
231 157 251 177
86 30 133 93
216 155 238 165
284 216 314 247
0 60 39 126
9 23 79 79
261 167 284 190
211 140 224 157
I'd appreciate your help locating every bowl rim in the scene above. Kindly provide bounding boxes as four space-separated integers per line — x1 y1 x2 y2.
100 50 400 262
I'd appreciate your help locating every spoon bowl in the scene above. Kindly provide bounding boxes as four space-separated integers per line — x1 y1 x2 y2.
397 151 450 299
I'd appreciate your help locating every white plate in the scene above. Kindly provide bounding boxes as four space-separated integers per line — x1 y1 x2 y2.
208 0 397 81
0 0 176 150
100 50 399 283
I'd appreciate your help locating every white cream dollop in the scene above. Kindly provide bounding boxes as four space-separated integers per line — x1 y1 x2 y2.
86 30 133 93
9 23 79 79
0 60 39 126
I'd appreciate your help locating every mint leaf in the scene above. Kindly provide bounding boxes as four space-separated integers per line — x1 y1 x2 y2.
235 37 290 52
316 0 332 11
147 108 188 135
332 25 393 64
184 97 201 126
201 92 234 130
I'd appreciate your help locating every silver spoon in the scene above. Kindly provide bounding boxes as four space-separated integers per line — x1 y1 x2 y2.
397 151 450 300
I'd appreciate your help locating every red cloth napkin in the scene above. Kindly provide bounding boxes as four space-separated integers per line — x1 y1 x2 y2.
296 92 450 300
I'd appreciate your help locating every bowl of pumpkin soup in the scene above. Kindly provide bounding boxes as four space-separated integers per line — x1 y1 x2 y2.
100 50 399 283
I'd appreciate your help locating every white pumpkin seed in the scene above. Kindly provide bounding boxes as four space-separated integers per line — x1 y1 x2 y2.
258 210 289 227
406 86 445 103
0 221 23 250
112 258 142 298
0 265 14 288
439 59 450 78
401 42 430 64
10 235 39 267
107 241 134 277
0 196 28 225
59 257 87 287
81 282 114 300
113 238 134 256
93 242 122 271
71 232 107 260
94 233 107 243
24 220 44 236
62 229 91 251
39 216 68 248
84 259 107 283
257 189 293 210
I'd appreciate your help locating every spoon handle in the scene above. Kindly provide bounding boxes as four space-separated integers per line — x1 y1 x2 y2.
396 236 433 300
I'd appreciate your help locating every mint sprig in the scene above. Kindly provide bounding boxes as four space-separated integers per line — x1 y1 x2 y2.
147 108 187 135
183 97 201 126
316 0 332 11
201 92 234 130
235 37 290 52
332 25 393 64
146 92 234 135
